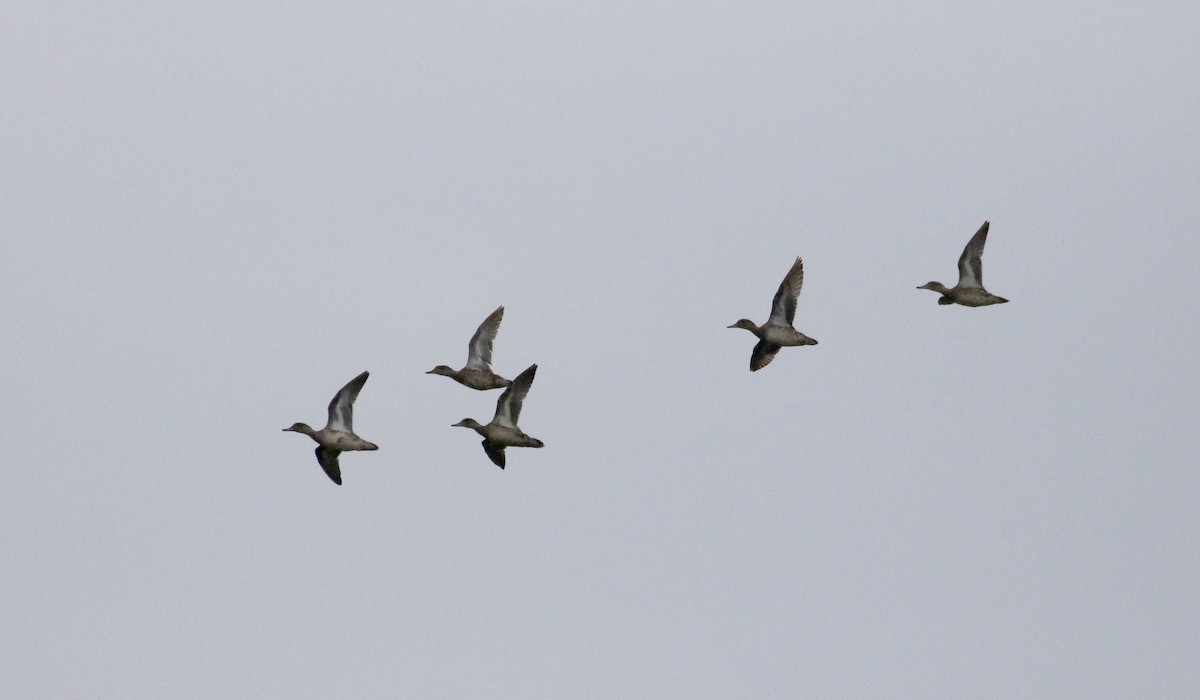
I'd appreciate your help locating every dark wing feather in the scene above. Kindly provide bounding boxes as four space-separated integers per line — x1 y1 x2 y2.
315 446 343 485
483 440 506 469
750 340 782 371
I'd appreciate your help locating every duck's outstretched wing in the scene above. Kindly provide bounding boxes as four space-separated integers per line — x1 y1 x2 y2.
315 446 343 485
767 257 805 325
494 363 537 428
956 221 989 289
466 306 504 370
750 340 782 372
483 440 506 469
326 371 369 432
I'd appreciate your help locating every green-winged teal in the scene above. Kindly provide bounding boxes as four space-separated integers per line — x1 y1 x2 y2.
728 256 818 371
283 371 378 485
918 221 1009 307
427 306 512 390
452 363 543 469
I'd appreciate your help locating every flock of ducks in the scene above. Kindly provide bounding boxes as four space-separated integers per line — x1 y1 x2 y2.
284 221 1008 484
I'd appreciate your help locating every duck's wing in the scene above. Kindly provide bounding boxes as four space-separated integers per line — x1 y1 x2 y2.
483 440 506 469
956 221 990 289
326 371 369 432
767 257 805 325
750 340 782 372
494 363 536 428
466 306 504 370
315 446 343 485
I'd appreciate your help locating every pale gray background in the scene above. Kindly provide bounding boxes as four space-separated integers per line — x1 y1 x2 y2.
3 2 1198 698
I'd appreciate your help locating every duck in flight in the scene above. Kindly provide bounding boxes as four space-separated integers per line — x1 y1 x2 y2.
917 221 1009 307
452 363 544 468
283 371 378 485
728 256 819 371
427 306 512 390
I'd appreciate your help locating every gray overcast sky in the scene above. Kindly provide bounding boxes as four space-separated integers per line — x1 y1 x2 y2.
3 2 1198 697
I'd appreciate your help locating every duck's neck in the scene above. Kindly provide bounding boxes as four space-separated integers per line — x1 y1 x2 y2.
732 320 762 337
454 419 486 435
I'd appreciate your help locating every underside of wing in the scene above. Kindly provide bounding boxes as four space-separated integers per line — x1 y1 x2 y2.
768 257 804 325
494 363 536 427
327 371 369 432
467 306 504 369
957 221 989 289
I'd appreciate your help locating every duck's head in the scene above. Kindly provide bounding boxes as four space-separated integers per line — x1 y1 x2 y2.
451 418 484 430
282 422 313 434
727 319 758 332
426 365 456 377
917 281 948 293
